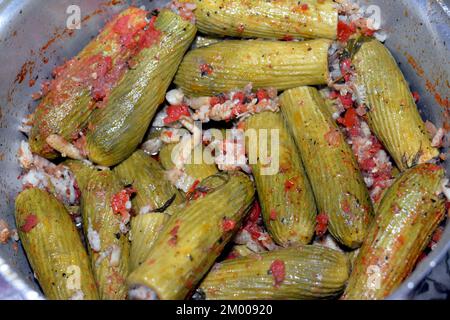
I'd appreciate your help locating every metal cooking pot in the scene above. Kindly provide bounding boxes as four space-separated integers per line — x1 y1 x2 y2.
0 0 448 300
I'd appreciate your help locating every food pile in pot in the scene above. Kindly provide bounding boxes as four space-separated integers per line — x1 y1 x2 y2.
2 0 448 300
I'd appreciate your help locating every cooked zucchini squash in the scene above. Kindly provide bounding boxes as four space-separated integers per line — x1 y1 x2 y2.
81 170 129 300
29 7 152 159
127 172 255 300
352 39 439 171
280 87 373 249
114 150 181 271
198 245 350 300
15 188 98 300
244 111 317 246
174 39 331 96
86 10 197 166
343 164 446 300
180 0 338 40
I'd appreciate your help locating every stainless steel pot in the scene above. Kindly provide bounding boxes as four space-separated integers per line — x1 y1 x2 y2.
0 0 448 300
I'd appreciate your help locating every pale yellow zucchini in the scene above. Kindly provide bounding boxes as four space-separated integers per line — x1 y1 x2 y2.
114 150 181 271
244 111 317 246
180 0 338 40
352 39 439 171
15 188 98 300
174 39 331 96
81 170 129 300
86 10 197 166
280 86 373 249
127 172 255 300
198 245 350 300
343 164 446 300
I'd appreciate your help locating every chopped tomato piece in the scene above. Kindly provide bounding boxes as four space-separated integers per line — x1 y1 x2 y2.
163 104 190 124
232 92 245 104
20 214 39 233
427 164 443 172
324 129 341 147
247 201 261 223
170 225 180 237
431 227 443 243
339 108 359 128
113 15 132 35
222 218 236 232
226 251 239 260
412 91 421 103
292 3 309 13
270 260 286 287
337 20 356 42
137 16 161 49
111 188 135 218
209 96 221 107
329 90 340 100
341 199 351 213
187 180 200 195
256 89 270 101
315 213 328 237
339 93 354 108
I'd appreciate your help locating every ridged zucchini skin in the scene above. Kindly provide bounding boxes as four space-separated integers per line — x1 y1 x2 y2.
159 143 219 183
81 170 129 300
114 150 181 209
353 39 438 171
280 87 373 249
342 164 446 300
86 10 197 166
244 111 317 246
129 214 168 273
199 245 350 300
63 160 96 192
114 150 181 271
181 0 338 40
15 188 98 300
174 39 331 96
127 172 255 300
29 7 150 159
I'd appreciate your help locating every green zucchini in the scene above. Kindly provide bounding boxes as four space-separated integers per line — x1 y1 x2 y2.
280 86 373 249
244 111 317 246
174 39 331 96
352 39 439 171
343 164 446 300
81 170 130 299
198 245 350 300
15 188 98 300
114 150 182 271
86 10 197 166
127 172 255 300
180 0 338 40
29 7 152 159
